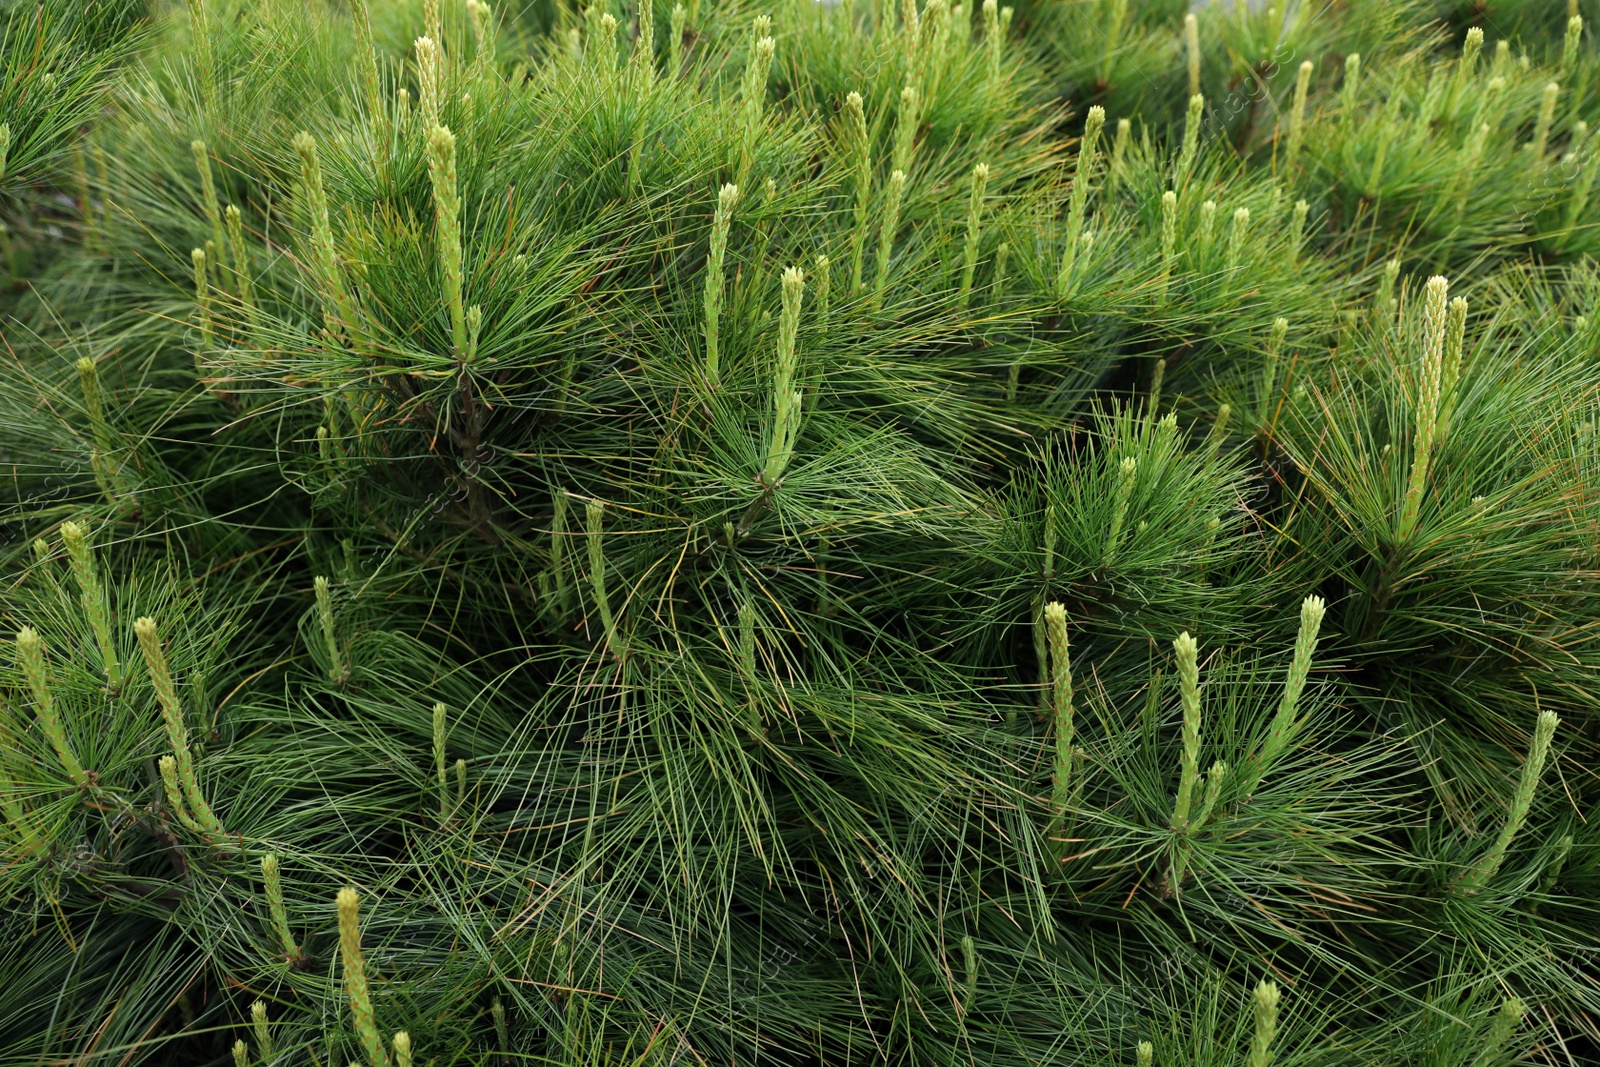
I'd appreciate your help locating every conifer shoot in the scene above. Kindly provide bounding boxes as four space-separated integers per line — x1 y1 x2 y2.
336 887 389 1067
1456 711 1560 893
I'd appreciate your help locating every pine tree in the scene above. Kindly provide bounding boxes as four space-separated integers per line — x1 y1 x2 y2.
0 1 1596 1064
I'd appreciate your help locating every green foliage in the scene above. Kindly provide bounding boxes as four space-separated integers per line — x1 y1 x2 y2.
3 0 1600 1064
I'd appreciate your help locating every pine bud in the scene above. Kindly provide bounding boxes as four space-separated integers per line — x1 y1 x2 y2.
1058 107 1106 298
893 83 920 177
1225 206 1250 271
1170 631 1202 830
492 996 509 1055
1531 82 1560 161
1198 200 1216 247
1176 93 1204 183
1041 503 1058 580
1462 26 1484 69
425 126 467 353
414 37 441 133
737 35 775 185
62 521 121 693
1259 316 1288 423
192 248 213 345
668 3 686 74
17 627 87 788
1157 190 1178 300
1457 711 1559 893
0 123 9 182
1565 119 1591 165
465 304 482 362
1422 270 1452 348
765 266 807 485
1341 53 1361 119
433 702 450 821
925 0 952 67
158 755 201 832
293 131 359 342
336 888 389 1067
136 617 223 832
1284 60 1313 172
313 428 336 482
1438 295 1469 434
192 140 226 269
232 1039 248 1067
1287 593 1327 702
982 0 1003 82
846 91 872 293
1479 998 1524 1063
1245 596 1325 799
1564 16 1584 72
261 852 299 960
77 356 108 451
1044 602 1074 810
392 1032 413 1067
252 1001 275 1062
465 0 495 68
737 600 756 676
1194 758 1228 827
1109 117 1131 189
704 182 738 383
1137 1041 1153 1067
1247 980 1280 1067
314 576 347 685
224 204 255 319
900 0 921 67
1483 75 1506 127
348 0 383 126
1398 275 1449 541
1104 455 1138 566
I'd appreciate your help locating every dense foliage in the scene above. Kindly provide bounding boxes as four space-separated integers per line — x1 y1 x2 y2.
3 0 1600 1063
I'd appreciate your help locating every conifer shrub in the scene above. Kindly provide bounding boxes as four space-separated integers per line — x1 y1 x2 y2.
2 1 1599 1064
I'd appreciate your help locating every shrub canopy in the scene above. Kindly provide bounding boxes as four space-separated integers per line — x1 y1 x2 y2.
2 0 1600 1064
